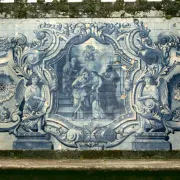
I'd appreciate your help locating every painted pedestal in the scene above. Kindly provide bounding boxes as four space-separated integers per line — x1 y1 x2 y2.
132 132 171 151
13 133 53 150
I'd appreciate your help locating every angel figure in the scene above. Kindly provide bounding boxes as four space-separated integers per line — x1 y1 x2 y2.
21 73 46 134
83 45 98 62
133 73 172 134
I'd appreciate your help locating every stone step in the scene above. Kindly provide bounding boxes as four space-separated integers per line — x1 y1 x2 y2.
58 106 74 113
58 112 74 118
59 93 72 99
58 104 73 107
59 98 73 105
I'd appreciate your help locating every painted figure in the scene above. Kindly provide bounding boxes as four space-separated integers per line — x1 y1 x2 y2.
83 45 97 61
62 57 83 97
72 72 90 119
134 73 171 133
102 65 120 117
90 71 106 119
22 73 46 134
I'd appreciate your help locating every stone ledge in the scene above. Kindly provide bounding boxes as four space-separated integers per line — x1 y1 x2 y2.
0 159 180 171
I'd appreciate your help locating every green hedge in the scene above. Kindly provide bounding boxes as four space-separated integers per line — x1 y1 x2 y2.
1 150 180 159
0 0 179 18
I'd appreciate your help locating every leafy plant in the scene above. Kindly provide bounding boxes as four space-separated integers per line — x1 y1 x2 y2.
0 0 179 18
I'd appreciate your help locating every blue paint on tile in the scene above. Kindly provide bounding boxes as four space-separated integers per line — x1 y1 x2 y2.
0 19 179 150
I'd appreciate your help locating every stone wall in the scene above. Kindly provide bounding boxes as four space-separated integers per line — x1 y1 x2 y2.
0 18 179 150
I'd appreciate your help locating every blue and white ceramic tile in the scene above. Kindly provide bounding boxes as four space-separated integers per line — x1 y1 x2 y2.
0 18 179 150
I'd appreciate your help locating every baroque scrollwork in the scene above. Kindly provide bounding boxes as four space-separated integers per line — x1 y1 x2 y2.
0 104 21 123
0 72 16 103
0 19 179 150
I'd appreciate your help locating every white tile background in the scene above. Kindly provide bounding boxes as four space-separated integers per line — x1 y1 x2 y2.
0 18 179 150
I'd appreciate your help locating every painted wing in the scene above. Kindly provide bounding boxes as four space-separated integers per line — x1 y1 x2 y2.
15 79 25 105
158 78 169 107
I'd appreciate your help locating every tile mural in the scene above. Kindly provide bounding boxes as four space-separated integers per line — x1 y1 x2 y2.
0 18 179 150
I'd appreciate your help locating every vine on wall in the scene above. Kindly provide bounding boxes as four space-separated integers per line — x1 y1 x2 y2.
0 0 179 18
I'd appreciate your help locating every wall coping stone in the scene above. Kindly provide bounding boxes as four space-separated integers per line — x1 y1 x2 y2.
0 159 180 170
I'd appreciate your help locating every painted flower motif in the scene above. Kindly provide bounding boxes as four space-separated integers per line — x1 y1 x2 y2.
0 73 15 103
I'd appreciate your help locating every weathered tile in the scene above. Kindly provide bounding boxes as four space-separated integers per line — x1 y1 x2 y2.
0 18 179 150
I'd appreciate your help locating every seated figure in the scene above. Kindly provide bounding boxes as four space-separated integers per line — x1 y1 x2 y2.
134 73 171 134
22 73 46 134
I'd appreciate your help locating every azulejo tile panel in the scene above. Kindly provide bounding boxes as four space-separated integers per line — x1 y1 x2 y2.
0 18 179 150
